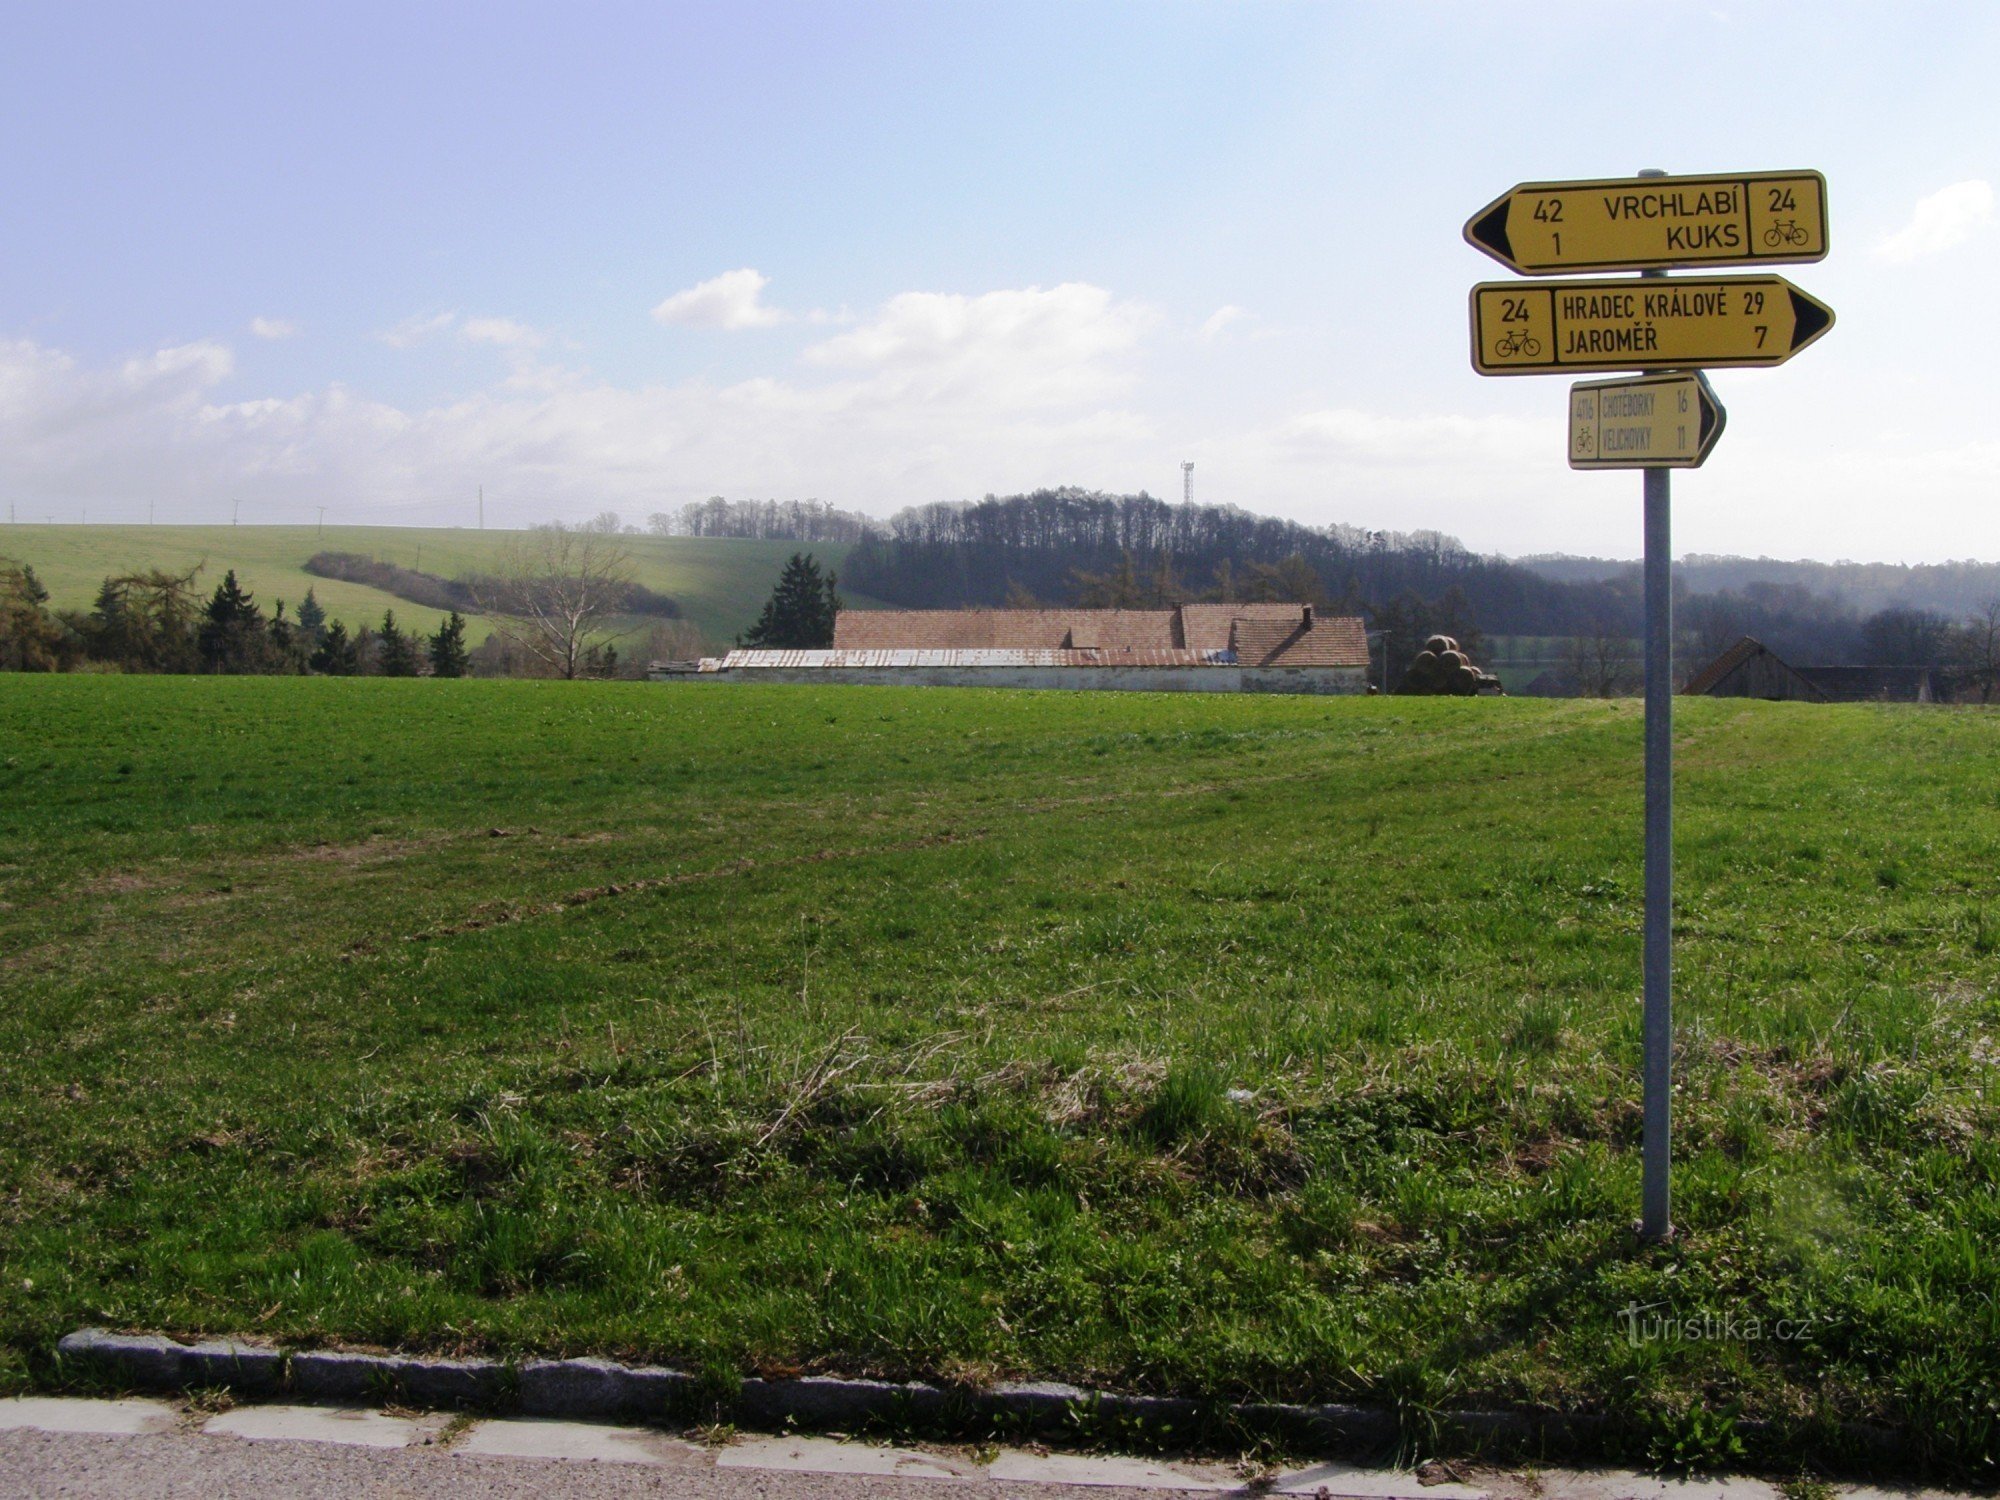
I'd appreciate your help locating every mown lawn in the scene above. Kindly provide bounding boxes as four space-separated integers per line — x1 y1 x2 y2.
1 678 1996 1472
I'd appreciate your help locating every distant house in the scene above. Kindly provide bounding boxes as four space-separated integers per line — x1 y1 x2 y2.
1683 636 1941 703
659 604 1374 693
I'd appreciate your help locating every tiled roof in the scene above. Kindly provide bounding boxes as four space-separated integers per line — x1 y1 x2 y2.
1229 618 1298 666
1059 611 1182 650
1177 602 1312 651
1268 613 1370 668
830 605 1370 669
1227 611 1371 669
833 609 1176 651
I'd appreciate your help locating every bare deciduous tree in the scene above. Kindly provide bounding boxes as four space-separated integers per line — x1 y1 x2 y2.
475 523 636 679
632 618 708 672
1954 599 2000 704
1564 620 1637 697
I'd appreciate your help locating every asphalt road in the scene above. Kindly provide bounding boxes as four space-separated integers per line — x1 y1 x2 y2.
0 1427 1186 1500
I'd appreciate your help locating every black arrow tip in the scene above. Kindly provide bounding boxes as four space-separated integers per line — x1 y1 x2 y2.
1469 201 1512 264
1694 373 1727 465
1789 288 1834 349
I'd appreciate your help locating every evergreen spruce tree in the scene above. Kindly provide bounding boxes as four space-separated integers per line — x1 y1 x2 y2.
376 610 420 676
267 600 301 671
296 587 327 651
739 552 841 649
198 569 268 672
87 577 134 664
0 560 71 671
310 620 358 675
428 610 469 678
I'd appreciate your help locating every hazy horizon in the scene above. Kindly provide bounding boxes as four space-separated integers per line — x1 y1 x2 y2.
11 514 2000 577
3 3 1995 565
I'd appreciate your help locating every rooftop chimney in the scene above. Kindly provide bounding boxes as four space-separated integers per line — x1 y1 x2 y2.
1301 603 1314 628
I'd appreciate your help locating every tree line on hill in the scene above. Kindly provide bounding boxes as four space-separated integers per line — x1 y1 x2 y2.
839 488 1624 636
829 488 2000 696
0 525 668 679
645 497 875 543
0 559 491 677
1528 552 2000 622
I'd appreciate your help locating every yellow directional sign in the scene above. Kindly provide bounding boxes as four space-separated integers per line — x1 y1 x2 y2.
1470 275 1834 376
1465 171 1827 275
1568 373 1725 470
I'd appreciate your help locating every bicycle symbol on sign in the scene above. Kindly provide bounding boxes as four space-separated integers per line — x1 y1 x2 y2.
1495 328 1542 359
1763 219 1809 248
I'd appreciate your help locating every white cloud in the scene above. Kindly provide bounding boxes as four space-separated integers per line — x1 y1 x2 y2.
376 311 457 348
1874 179 1995 262
249 317 299 340
6 269 1989 563
460 316 543 349
651 268 788 329
0 304 1161 527
1199 305 1247 341
0 337 236 499
804 282 1158 408
1265 407 1542 467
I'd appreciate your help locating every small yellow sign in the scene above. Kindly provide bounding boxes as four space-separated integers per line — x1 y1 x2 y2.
1568 373 1725 470
1466 171 1827 275
1470 275 1833 376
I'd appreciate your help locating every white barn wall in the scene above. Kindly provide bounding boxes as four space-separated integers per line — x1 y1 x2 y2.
657 665 1370 694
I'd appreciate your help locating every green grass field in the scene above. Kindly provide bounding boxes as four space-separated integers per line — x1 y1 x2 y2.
1 678 1996 1473
0 525 877 650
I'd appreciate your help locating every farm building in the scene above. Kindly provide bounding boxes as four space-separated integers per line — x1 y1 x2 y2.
661 604 1374 693
1683 636 1942 703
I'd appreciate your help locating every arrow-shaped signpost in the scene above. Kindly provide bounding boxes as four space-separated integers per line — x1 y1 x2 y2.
1465 170 1828 275
1465 167 1833 1244
1470 275 1834 375
1569 373 1725 470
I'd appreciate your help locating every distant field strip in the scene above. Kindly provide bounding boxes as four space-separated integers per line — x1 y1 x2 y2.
1 678 1997 1473
0 525 878 648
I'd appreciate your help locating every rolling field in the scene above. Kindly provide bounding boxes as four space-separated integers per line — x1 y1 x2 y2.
0 525 877 650
1 678 1997 1472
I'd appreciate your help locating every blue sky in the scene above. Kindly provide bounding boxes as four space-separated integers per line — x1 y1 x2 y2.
2 1 1995 561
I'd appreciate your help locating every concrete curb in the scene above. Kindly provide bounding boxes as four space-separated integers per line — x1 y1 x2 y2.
50 1329 1415 1447
51 1328 1901 1466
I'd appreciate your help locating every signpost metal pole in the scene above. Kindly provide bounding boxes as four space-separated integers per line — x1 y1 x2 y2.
1638 171 1673 1242
1641 455 1673 1239
1464 161 1832 1240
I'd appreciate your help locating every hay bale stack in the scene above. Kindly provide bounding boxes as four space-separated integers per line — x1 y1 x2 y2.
1399 634 1504 696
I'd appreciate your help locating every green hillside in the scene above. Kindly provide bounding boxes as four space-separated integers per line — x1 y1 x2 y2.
0 525 875 651
2 679 1997 1471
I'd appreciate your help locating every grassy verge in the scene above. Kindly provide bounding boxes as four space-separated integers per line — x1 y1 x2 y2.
1 678 1996 1474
